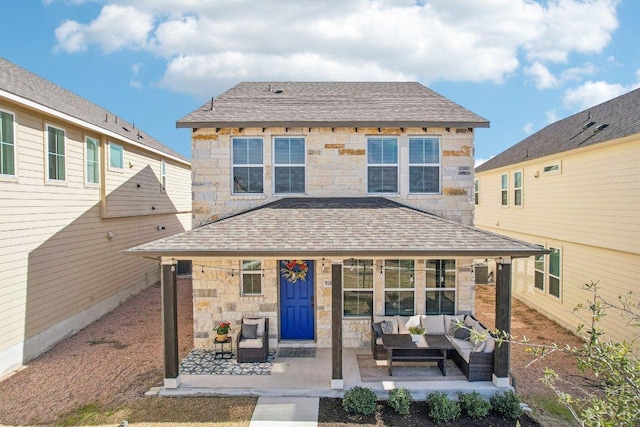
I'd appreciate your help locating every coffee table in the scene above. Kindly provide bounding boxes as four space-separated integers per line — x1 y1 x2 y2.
381 334 453 376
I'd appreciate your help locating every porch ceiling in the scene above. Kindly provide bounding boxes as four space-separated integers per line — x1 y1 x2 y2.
126 198 545 259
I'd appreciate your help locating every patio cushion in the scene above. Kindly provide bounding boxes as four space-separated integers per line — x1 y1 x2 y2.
458 348 472 363
444 314 464 336
373 315 398 333
483 335 496 353
381 320 394 334
243 318 266 337
238 338 263 349
453 327 471 340
376 337 383 345
242 323 258 339
453 339 475 352
464 315 479 329
397 315 421 333
421 314 445 335
372 322 384 338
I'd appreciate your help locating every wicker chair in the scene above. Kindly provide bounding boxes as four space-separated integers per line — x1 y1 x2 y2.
236 317 269 363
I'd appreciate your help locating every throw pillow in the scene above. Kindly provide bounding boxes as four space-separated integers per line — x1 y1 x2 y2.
380 320 394 334
453 327 471 340
372 322 384 338
448 319 462 336
483 335 496 353
242 323 258 339
473 338 486 352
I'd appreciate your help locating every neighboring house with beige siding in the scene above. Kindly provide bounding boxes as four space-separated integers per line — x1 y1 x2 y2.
127 82 546 390
475 88 640 345
0 58 192 377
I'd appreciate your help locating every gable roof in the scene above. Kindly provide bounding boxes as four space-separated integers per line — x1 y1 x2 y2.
476 88 640 173
126 197 543 258
0 57 189 165
177 82 489 129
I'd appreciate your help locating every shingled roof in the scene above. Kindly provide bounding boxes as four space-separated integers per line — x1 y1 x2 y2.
126 197 543 258
0 57 189 164
177 82 489 129
476 88 640 173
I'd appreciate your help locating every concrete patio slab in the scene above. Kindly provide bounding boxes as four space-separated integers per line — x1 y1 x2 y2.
249 396 319 427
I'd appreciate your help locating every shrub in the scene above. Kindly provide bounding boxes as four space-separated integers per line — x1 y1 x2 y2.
490 391 522 420
342 386 377 415
425 391 461 424
458 392 490 420
388 388 412 415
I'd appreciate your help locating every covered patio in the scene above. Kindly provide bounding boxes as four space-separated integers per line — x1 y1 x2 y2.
126 197 546 394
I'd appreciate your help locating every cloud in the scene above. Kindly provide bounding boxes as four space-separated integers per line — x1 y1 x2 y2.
129 80 142 89
55 4 154 53
545 110 559 124
475 157 493 168
53 0 621 95
563 80 629 110
522 122 534 135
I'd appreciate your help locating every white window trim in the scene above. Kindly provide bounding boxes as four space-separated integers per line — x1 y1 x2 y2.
232 137 265 195
548 247 562 300
272 136 306 194
474 179 479 205
533 244 545 293
160 159 166 193
45 124 66 184
84 136 100 186
108 141 124 172
241 260 263 296
342 259 374 318
383 259 416 316
500 173 509 207
367 136 399 195
0 108 17 180
408 136 441 194
543 162 562 175
424 259 457 315
514 170 523 207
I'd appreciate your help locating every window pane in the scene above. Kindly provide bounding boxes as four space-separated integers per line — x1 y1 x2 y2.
549 277 560 298
289 138 305 164
242 260 261 271
535 270 544 290
534 254 544 271
343 259 373 289
409 166 439 193
368 138 397 164
501 191 508 205
274 137 304 165
367 138 383 163
409 138 439 164
426 291 455 314
274 166 305 193
0 112 15 176
515 189 522 205
549 248 560 277
110 144 123 168
514 172 522 187
501 174 508 189
385 291 414 316
243 274 262 294
234 167 263 193
368 166 397 193
233 139 248 164
56 155 65 180
344 291 373 317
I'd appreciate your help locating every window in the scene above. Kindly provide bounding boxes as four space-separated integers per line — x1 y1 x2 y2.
274 137 305 193
233 138 263 193
109 142 124 169
161 159 166 192
544 163 560 174
47 125 65 181
474 179 479 205
501 173 508 206
534 249 545 291
343 259 373 317
0 110 16 176
367 137 398 193
425 260 456 314
85 137 99 184
384 260 414 315
514 171 522 206
241 260 262 295
409 137 440 193
549 247 561 298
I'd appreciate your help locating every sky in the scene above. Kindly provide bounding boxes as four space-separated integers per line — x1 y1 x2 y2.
1 0 639 164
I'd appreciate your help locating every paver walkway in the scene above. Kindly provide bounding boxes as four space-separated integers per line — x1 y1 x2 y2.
249 396 319 427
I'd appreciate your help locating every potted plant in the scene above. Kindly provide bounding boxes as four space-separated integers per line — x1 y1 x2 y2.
408 325 426 342
214 321 231 342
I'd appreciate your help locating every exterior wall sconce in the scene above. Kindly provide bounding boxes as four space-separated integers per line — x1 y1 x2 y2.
157 225 165 230
107 231 115 240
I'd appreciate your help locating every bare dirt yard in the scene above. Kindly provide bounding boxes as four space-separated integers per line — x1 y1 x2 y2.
0 280 591 426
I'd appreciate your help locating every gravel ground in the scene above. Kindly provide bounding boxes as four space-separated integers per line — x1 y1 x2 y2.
0 280 591 426
0 278 194 426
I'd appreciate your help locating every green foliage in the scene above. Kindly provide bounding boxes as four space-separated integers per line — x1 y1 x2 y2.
342 386 377 416
387 388 412 415
458 391 490 420
425 391 461 424
490 391 522 420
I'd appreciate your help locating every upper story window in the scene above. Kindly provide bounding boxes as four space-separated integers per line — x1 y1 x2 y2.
109 142 124 169
425 259 456 314
474 179 479 205
160 159 166 192
46 125 66 181
232 138 263 194
514 171 523 206
85 137 99 184
274 137 305 194
384 259 414 316
0 109 16 177
241 260 262 295
367 137 398 193
501 173 508 206
409 137 440 193
343 259 373 318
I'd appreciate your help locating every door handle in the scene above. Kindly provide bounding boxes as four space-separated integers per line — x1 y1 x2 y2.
310 295 314 308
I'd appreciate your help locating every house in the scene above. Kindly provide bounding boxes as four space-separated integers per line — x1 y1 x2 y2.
126 82 546 390
475 88 640 345
0 58 192 377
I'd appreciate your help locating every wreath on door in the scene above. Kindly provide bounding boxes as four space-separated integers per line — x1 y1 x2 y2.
281 260 308 282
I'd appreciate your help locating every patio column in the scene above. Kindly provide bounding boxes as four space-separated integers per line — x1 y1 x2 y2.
493 257 512 387
331 263 343 389
161 259 180 388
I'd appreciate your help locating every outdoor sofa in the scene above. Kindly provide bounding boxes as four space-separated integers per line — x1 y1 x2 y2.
371 314 496 381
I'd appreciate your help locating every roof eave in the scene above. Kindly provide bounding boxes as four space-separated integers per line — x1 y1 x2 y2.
176 120 490 129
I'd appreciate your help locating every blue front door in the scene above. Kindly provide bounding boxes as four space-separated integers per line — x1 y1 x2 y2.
279 260 315 340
